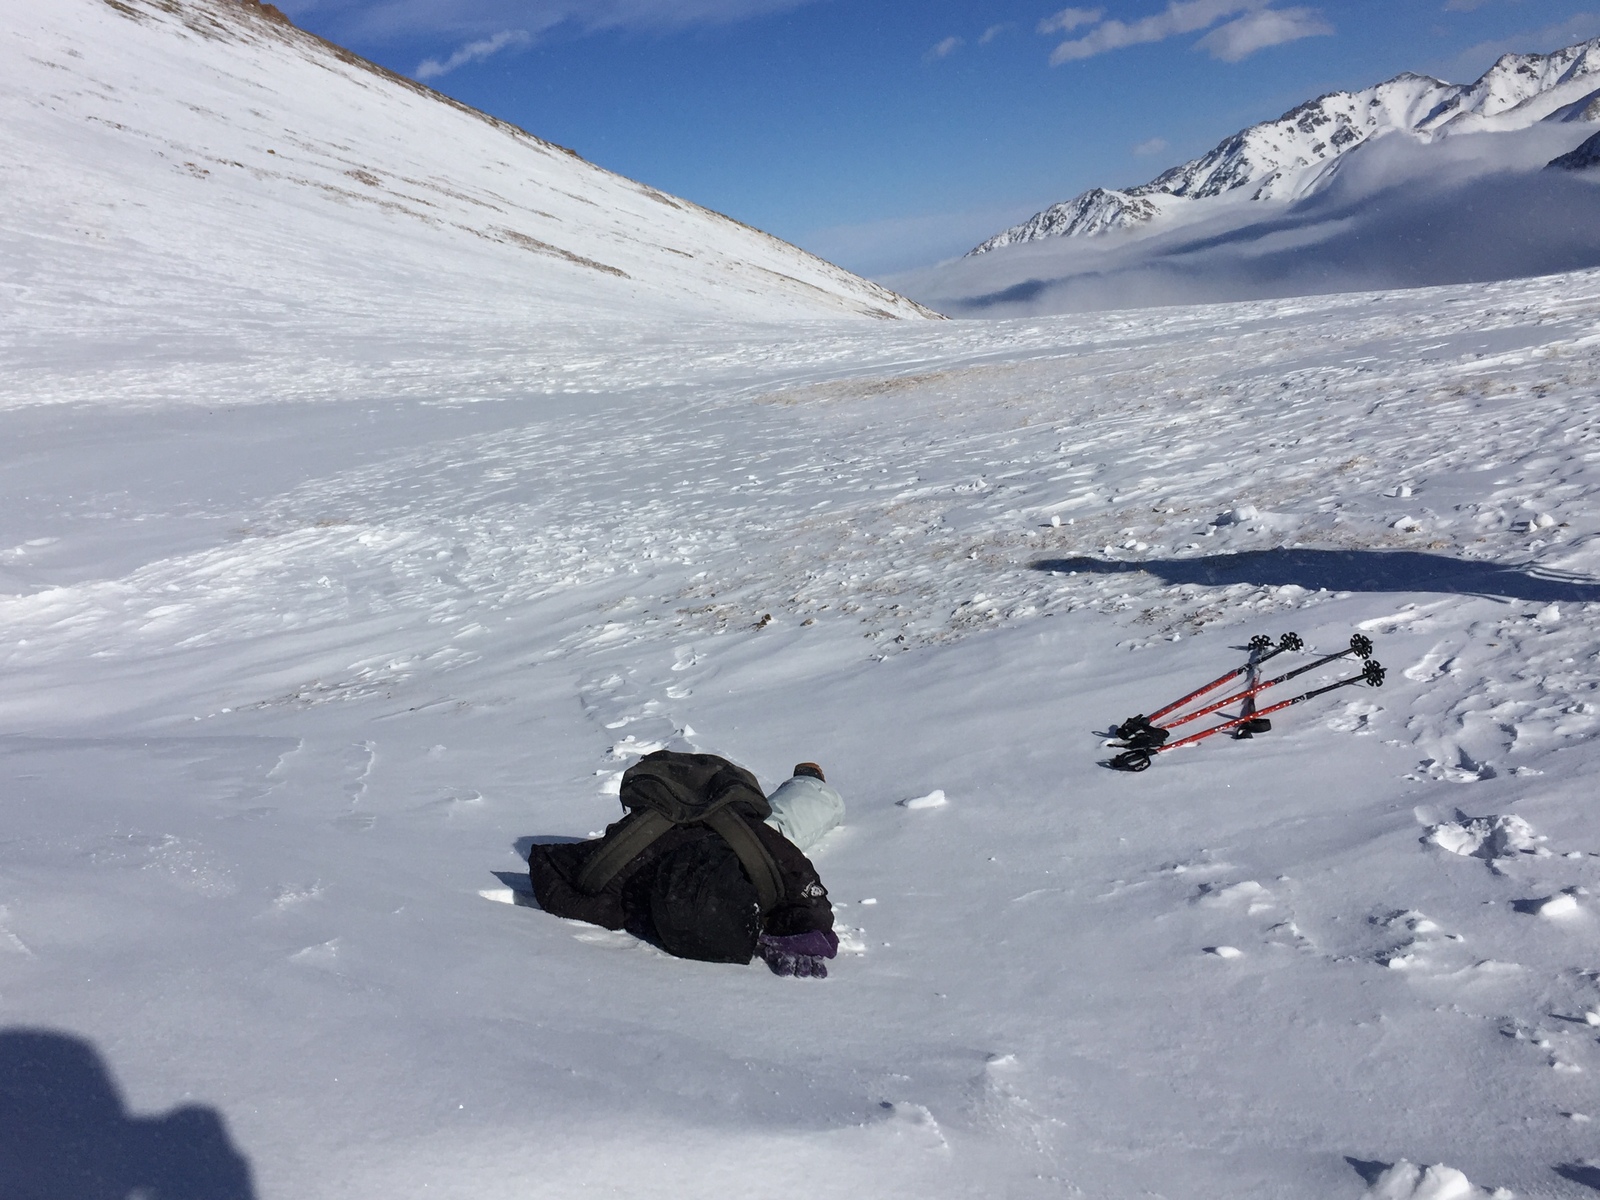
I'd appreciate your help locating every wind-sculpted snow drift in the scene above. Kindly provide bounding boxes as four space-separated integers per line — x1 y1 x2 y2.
6 2 1600 1199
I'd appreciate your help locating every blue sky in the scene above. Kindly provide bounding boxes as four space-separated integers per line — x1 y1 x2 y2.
277 0 1600 275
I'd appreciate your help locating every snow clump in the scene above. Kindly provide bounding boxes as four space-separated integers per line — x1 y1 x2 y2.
1424 814 1537 860
1362 1158 1511 1199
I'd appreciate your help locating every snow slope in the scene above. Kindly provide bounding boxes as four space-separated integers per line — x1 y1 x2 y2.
0 0 937 341
971 38 1600 255
7 4 1600 1200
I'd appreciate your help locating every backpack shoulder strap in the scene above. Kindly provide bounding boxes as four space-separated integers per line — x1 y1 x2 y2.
705 808 785 914
575 810 674 895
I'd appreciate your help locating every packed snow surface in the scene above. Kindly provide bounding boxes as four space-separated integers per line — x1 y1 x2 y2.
8 3 1600 1200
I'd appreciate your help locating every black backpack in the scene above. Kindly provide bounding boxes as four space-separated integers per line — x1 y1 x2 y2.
575 751 786 962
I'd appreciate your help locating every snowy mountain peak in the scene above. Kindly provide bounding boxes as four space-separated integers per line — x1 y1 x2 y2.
1448 38 1600 121
971 37 1600 255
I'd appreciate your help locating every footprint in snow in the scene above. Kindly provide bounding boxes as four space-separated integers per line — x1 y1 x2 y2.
1327 700 1383 733
1421 813 1542 871
1403 644 1458 683
1370 909 1463 970
1265 920 1314 952
1193 880 1273 914
1414 750 1496 784
608 735 666 761
1512 889 1584 918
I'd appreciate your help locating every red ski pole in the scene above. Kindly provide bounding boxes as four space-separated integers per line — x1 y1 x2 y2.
1110 659 1385 772
1153 633 1373 734
1115 633 1301 742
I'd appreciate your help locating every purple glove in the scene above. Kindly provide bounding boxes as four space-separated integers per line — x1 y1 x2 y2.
757 929 838 978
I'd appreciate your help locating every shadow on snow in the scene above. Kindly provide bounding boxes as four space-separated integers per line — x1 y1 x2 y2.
1029 548 1600 604
0 1028 257 1199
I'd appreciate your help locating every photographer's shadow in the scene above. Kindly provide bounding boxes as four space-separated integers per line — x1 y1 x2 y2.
0 1027 256 1200
1031 548 1600 603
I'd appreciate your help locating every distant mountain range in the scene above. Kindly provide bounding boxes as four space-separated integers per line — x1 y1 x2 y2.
971 39 1600 255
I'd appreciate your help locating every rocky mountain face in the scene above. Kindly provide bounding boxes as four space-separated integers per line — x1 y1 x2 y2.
972 38 1600 255
1548 129 1600 171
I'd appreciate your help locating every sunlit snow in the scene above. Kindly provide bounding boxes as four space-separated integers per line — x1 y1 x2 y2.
4 2 1600 1199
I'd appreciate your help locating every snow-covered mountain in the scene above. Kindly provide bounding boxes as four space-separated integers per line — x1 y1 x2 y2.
972 38 1600 254
1 0 938 326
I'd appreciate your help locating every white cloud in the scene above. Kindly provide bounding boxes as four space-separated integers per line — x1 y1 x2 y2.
280 0 825 42
1047 0 1332 64
1132 136 1169 156
925 35 962 60
979 22 1014 44
1038 7 1104 35
415 28 531 78
1049 0 1263 64
1194 6 1331 61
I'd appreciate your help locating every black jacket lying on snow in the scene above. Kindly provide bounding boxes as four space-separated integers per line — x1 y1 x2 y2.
528 812 834 953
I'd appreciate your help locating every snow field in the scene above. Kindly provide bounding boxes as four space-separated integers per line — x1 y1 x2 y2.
5 0 1600 1193
3 266 1600 1195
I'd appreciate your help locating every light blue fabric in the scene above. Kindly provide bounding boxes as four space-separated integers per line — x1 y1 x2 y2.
764 775 844 854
